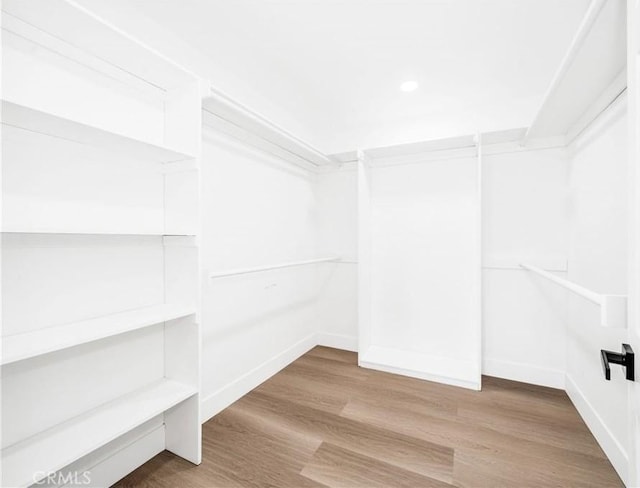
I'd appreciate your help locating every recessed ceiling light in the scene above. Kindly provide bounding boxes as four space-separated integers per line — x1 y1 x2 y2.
400 80 418 92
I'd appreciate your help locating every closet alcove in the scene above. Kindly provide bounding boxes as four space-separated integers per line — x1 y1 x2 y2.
1 0 638 486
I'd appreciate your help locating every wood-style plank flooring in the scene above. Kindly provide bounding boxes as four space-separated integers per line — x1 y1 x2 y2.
115 347 623 487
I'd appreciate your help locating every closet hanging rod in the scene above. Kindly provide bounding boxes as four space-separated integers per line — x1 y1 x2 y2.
520 263 627 328
521 263 601 304
209 256 340 279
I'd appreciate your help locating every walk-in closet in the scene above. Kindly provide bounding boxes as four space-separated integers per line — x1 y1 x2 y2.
1 0 640 486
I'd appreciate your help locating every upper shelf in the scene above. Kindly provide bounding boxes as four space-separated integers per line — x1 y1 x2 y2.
524 0 627 144
2 101 197 163
365 134 477 161
1 0 197 91
203 86 336 169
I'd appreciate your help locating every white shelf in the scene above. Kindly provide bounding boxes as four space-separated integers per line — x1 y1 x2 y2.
1 379 197 488
1 304 196 366
2 101 196 163
203 85 336 169
2 0 197 91
523 0 626 143
1 229 196 237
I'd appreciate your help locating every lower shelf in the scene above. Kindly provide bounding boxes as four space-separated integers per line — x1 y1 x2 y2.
1 303 196 365
1 379 197 488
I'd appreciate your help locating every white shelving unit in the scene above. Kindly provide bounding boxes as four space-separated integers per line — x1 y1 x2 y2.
1 0 203 485
2 380 197 488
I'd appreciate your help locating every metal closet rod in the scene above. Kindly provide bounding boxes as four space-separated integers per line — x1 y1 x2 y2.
520 263 627 329
209 256 342 279
520 263 603 305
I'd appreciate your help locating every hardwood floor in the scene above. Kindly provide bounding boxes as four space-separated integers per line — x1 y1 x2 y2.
115 347 623 487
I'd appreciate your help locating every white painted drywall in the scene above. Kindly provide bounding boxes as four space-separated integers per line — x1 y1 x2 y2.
363 155 481 389
482 147 569 388
565 95 628 480
200 126 321 421
316 164 358 349
2 127 165 235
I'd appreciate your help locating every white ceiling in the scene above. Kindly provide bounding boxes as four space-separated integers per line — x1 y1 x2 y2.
94 0 590 154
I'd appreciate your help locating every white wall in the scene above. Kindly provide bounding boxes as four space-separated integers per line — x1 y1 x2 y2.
200 126 322 421
482 147 568 388
315 165 358 350
197 100 630 475
565 95 628 481
361 154 482 390
73 0 319 150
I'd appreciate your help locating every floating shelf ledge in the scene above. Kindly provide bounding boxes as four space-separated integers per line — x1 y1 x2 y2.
1 303 196 365
521 263 627 328
1 379 197 487
2 101 196 163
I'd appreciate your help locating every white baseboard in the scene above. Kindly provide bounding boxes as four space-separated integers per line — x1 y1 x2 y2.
483 358 565 389
200 332 358 423
359 346 481 390
315 332 358 352
200 333 318 422
84 425 165 488
44 419 165 487
565 374 628 485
